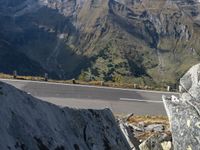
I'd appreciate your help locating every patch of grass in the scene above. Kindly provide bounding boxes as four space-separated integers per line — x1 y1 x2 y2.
137 130 171 141
127 115 169 126
0 73 13 79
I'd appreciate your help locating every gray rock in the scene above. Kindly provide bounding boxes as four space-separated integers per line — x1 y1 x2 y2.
119 122 140 150
163 63 200 150
139 133 172 150
138 122 145 129
0 82 131 150
161 141 173 150
129 124 144 132
144 124 164 132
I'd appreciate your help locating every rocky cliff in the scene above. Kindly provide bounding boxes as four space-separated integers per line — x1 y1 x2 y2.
1 0 200 85
0 81 130 150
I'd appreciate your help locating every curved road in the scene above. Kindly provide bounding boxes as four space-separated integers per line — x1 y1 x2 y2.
0 78 179 115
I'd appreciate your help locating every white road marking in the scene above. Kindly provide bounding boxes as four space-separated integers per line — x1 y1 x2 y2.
120 98 163 103
0 78 178 94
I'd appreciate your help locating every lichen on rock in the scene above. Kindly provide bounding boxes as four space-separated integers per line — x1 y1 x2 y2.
163 63 200 149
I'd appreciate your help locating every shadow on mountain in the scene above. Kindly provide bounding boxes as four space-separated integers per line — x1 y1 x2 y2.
0 6 91 79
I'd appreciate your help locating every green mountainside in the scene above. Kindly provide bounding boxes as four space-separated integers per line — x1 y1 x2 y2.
0 0 200 87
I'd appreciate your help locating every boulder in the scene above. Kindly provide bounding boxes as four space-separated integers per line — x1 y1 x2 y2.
139 133 172 150
163 63 200 150
0 82 131 150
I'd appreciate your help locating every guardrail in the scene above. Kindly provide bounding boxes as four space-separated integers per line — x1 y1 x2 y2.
0 71 180 92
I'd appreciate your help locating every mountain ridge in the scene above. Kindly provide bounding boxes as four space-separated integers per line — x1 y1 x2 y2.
1 0 200 86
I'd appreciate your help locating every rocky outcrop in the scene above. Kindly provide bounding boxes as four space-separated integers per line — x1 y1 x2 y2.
0 82 130 150
163 63 200 149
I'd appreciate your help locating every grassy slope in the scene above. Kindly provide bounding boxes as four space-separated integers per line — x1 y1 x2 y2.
1 0 200 88
77 0 200 87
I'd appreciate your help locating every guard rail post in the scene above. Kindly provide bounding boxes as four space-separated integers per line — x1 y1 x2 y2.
13 70 17 79
44 73 48 81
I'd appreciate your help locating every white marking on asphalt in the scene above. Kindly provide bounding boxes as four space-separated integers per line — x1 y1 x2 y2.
0 78 178 94
120 98 163 103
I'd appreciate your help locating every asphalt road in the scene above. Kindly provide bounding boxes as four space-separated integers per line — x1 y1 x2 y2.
0 78 179 115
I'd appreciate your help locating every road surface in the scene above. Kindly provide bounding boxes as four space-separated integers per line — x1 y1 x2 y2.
0 78 179 115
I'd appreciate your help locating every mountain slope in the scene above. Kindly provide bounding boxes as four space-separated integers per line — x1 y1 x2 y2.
0 81 130 150
1 0 200 86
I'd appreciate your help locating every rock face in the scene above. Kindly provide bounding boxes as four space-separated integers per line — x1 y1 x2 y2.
1 0 200 85
163 63 200 149
0 82 130 150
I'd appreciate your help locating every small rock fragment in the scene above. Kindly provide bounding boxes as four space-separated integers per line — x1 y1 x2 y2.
145 124 164 132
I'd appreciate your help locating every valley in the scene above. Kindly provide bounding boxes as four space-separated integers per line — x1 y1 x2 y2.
1 0 200 87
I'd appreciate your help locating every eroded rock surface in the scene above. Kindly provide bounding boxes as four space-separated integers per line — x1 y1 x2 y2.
0 82 130 150
163 63 200 149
